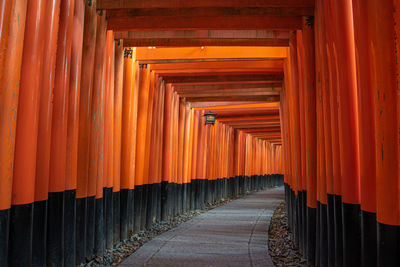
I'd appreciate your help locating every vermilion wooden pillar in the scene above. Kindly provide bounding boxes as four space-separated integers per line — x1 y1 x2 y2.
301 11 317 265
76 1 97 262
89 10 107 257
351 1 378 266
48 0 75 260
32 0 60 265
368 0 400 265
322 1 343 264
330 0 361 265
289 31 302 248
64 0 84 265
315 2 330 265
11 0 47 265
162 83 174 220
103 29 115 250
113 39 124 246
1 1 27 266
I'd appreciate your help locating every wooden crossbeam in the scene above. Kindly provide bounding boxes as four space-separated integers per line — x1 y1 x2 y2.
97 0 315 9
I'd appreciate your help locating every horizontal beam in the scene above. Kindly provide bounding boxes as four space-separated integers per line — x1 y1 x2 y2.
149 60 284 70
98 0 315 9
179 90 279 98
107 15 303 31
176 88 282 95
186 95 280 102
174 82 282 90
188 101 264 108
217 115 280 122
157 70 283 76
163 74 283 83
105 7 313 17
115 29 289 39
135 47 288 61
123 38 289 47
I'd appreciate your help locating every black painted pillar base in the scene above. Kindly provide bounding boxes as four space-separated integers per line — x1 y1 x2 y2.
306 206 316 265
301 190 307 256
112 191 120 246
319 202 328 267
327 194 336 267
64 190 76 267
192 179 198 210
333 195 343 267
361 210 377 267
133 185 142 232
8 203 33 267
145 184 153 229
182 183 188 213
32 200 47 267
76 197 87 265
120 189 129 240
47 192 64 266
177 183 182 215
342 202 361 267
140 184 148 230
377 222 400 267
103 188 113 250
94 197 105 256
85 196 95 260
155 183 161 222
0 209 9 267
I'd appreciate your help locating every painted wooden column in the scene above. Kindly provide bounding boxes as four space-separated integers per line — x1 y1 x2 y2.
351 1 378 265
0 0 18 262
178 97 187 211
48 0 76 261
301 11 317 265
135 64 151 229
30 0 60 265
162 83 173 220
296 29 308 255
2 1 28 266
121 48 138 235
103 29 115 250
12 0 47 264
368 0 400 265
0 2 27 262
315 2 330 265
88 9 107 257
64 0 84 265
321 1 343 264
113 39 124 245
330 0 361 265
76 1 97 262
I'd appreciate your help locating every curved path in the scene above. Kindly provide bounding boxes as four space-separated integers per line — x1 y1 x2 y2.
120 187 284 267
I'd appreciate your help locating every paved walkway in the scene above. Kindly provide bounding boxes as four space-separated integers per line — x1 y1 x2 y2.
120 187 284 267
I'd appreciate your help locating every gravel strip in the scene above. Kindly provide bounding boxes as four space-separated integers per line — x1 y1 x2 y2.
82 197 239 267
268 201 307 267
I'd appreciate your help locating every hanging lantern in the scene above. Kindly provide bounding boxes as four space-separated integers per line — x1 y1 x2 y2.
204 110 217 125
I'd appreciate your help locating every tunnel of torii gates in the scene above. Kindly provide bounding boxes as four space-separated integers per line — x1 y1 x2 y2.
0 0 400 267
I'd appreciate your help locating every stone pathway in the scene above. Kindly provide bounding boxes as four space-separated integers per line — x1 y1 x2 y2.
120 187 284 267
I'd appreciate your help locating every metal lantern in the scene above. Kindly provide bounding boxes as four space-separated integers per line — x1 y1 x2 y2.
204 110 217 125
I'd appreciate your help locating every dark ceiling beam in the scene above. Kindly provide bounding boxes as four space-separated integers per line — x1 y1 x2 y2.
164 73 283 83
98 0 315 9
122 38 289 47
116 30 290 47
180 90 279 98
107 15 303 31
188 101 265 108
174 82 282 90
185 95 280 102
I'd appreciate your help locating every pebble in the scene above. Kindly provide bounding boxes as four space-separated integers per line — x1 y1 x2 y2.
268 201 308 267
